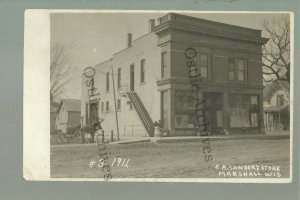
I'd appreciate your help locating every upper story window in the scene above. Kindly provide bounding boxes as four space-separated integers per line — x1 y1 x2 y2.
117 68 121 89
106 101 109 112
198 55 208 78
228 58 247 82
228 58 235 81
106 72 110 92
161 52 167 78
140 59 145 83
101 102 104 113
237 59 246 81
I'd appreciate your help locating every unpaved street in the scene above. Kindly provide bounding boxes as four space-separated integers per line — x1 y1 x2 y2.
51 139 290 179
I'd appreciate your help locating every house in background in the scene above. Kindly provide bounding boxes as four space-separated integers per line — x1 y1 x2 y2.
81 13 267 137
263 80 290 132
50 101 59 133
55 99 81 133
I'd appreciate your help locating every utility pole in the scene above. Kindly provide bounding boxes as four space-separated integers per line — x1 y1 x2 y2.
111 66 120 140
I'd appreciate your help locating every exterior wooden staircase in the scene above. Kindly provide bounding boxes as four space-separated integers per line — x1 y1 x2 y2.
127 91 154 137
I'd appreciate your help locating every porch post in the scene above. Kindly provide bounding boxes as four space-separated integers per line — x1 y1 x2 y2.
169 89 175 136
265 113 271 131
278 112 281 130
259 93 264 133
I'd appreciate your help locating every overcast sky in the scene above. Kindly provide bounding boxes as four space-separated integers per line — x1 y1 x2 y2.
50 11 288 100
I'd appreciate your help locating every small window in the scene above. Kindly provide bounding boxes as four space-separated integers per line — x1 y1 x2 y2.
161 52 167 78
117 99 121 111
106 101 109 112
140 59 145 83
128 101 133 110
117 68 121 89
106 72 110 92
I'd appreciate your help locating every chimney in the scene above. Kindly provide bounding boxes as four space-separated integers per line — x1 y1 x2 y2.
127 33 132 48
148 19 155 32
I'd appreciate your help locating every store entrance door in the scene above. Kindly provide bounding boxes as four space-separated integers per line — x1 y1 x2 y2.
203 92 223 134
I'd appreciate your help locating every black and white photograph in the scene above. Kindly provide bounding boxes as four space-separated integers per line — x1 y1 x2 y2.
24 10 293 182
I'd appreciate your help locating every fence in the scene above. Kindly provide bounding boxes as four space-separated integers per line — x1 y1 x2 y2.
123 125 147 137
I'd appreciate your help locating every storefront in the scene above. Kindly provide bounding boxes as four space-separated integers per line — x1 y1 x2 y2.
227 93 260 134
170 90 262 136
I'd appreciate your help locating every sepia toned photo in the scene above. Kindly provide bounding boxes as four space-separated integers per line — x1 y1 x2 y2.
24 10 293 182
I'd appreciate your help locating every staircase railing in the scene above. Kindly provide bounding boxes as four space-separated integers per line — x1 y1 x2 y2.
127 91 154 137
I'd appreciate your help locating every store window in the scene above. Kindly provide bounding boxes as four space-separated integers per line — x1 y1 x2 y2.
229 94 259 128
174 91 197 128
186 96 194 108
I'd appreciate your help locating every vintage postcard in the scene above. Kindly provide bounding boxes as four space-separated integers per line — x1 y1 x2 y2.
23 10 293 182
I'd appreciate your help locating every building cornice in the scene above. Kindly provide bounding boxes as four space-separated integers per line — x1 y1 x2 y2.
157 77 264 90
154 13 268 45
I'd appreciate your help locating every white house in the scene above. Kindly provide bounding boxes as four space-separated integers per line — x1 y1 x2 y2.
55 99 81 133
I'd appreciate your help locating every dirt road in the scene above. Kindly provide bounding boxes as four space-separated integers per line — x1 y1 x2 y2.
51 139 290 179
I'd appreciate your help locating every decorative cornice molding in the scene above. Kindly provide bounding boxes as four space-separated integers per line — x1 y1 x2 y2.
170 41 262 56
156 77 264 90
154 13 268 45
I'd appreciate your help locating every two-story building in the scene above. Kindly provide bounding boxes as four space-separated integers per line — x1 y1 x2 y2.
81 13 268 137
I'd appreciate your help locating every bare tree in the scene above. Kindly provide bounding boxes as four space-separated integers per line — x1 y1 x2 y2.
50 44 74 102
262 15 290 84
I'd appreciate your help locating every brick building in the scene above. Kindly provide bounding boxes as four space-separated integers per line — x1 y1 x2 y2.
81 13 267 137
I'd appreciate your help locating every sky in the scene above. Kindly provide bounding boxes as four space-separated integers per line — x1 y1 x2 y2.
50 11 288 100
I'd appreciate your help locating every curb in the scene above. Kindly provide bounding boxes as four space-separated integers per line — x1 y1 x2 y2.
51 134 289 146
151 135 290 143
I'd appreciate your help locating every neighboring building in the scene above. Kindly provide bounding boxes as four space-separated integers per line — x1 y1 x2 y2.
56 99 81 133
263 80 290 132
50 101 59 133
81 13 267 137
